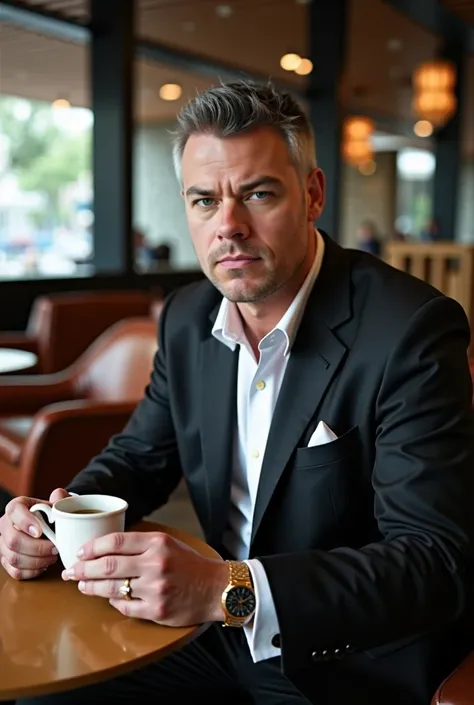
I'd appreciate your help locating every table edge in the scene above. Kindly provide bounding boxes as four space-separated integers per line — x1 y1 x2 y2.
0 520 220 700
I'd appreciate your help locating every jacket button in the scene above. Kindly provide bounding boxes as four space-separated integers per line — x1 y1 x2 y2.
271 634 281 648
334 648 344 659
321 649 330 661
311 650 321 662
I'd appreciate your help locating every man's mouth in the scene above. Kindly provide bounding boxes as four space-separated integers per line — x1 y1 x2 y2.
217 255 260 269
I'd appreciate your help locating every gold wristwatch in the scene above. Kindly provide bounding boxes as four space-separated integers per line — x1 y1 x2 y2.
221 561 256 627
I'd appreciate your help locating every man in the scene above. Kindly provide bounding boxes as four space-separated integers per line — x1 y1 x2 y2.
1 81 472 705
356 219 382 257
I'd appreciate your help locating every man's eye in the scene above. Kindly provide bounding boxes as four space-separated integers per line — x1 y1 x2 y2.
195 198 215 207
249 191 270 201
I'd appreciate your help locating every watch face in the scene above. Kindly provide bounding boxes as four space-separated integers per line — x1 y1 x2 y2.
225 586 256 618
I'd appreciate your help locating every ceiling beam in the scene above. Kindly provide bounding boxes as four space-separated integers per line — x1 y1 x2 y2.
382 0 474 52
0 0 89 43
137 39 304 98
0 0 304 96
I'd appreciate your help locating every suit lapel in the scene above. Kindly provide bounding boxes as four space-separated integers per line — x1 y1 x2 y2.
199 326 238 544
251 233 353 544
250 320 347 543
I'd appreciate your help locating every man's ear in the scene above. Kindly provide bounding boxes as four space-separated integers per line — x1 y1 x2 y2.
306 168 325 222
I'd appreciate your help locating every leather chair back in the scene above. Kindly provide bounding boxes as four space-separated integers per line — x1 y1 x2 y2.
27 291 154 373
150 298 165 322
71 317 158 401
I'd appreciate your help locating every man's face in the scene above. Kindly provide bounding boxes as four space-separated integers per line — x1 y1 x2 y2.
181 126 324 303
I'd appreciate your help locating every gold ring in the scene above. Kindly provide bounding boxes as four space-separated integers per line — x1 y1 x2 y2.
119 578 132 601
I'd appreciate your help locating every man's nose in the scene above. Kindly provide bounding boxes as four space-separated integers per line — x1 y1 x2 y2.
216 203 250 240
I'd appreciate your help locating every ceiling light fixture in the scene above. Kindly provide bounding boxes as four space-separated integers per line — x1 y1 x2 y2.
413 120 433 138
342 116 375 169
280 53 301 71
52 98 71 110
387 38 402 52
159 83 182 101
295 58 313 76
216 4 233 18
412 60 457 127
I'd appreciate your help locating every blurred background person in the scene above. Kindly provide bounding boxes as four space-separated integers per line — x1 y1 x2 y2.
356 219 382 257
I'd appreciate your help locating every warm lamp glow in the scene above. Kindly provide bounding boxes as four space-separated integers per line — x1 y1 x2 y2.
342 116 375 168
344 116 375 139
342 140 373 163
280 53 301 71
52 98 70 109
412 60 457 127
295 58 313 75
413 60 456 91
159 83 182 101
414 120 433 138
413 91 456 125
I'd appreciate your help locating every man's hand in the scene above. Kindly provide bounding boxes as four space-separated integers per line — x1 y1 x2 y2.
62 531 229 627
0 488 69 580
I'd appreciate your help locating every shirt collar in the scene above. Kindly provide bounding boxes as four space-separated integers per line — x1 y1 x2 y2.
212 229 325 355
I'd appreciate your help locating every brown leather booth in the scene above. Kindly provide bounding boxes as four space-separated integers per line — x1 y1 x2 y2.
0 317 157 500
431 652 474 704
0 290 160 374
150 297 165 322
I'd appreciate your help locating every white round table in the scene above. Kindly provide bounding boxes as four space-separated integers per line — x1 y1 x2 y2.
0 348 38 373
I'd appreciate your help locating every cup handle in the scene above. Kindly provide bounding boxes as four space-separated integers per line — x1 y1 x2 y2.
29 503 57 546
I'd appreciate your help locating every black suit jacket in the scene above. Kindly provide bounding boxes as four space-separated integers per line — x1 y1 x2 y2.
68 233 474 705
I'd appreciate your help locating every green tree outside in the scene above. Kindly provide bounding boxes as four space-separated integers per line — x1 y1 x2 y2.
0 96 91 229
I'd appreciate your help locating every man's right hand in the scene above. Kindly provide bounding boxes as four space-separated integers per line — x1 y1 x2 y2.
0 488 69 580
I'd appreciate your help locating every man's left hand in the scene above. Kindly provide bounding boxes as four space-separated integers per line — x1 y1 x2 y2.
61 531 229 627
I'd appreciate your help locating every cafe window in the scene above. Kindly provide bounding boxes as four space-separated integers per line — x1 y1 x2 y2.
396 148 435 240
0 22 93 279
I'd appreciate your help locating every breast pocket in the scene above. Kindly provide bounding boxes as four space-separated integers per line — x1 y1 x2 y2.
294 425 360 469
276 425 362 550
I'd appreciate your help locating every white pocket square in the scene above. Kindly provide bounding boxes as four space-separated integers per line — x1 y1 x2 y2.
307 421 338 447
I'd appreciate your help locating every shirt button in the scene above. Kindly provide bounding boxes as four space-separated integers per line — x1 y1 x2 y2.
255 380 266 391
251 449 260 459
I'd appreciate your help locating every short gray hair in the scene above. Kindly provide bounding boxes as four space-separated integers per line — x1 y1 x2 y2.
172 80 317 184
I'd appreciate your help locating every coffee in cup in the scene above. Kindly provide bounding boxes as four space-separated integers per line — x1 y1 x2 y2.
29 495 128 570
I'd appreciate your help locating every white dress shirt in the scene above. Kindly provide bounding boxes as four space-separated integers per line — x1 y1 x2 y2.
211 229 325 662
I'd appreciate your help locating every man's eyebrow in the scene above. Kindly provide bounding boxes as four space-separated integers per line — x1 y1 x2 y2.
185 176 282 199
238 176 282 192
185 186 214 198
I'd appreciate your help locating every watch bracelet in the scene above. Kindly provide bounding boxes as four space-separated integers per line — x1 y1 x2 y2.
227 560 253 586
221 561 255 627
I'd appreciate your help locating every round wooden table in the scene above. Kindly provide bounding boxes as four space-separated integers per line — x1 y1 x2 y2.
0 348 38 374
0 521 220 701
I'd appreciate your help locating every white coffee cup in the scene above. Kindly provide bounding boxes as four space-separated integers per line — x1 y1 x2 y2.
29 494 128 570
